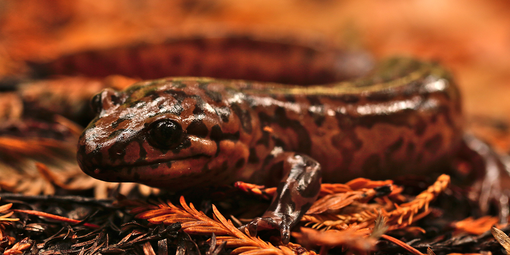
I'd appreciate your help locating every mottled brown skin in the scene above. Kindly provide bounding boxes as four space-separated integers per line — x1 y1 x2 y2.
32 36 371 85
73 37 509 243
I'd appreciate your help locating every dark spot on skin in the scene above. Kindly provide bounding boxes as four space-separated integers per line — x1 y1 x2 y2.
438 105 455 128
278 107 311 153
235 159 245 169
256 130 271 147
260 107 311 154
163 90 188 103
231 103 252 133
331 115 364 171
199 83 223 102
430 112 438 123
135 101 147 109
362 154 381 176
210 125 223 141
330 94 359 104
248 148 259 163
414 116 427 136
273 138 287 150
260 155 282 186
308 108 325 127
143 90 161 100
108 129 126 139
263 154 275 168
222 131 240 141
187 120 209 138
269 161 284 175
109 94 123 105
171 81 186 89
215 106 231 122
306 96 325 127
210 124 240 141
385 137 404 156
192 103 206 121
210 124 239 156
406 142 416 156
166 161 172 169
133 171 140 181
136 140 147 162
188 94 207 113
284 95 296 103
111 116 133 129
402 80 421 97
416 153 423 164
306 95 320 106
366 90 397 102
424 134 443 153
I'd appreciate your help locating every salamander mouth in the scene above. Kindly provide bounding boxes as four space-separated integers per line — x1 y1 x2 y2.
111 154 211 169
86 154 212 183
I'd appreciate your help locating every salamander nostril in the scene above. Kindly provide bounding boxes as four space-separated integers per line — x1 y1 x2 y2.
108 142 127 161
91 89 124 114
91 93 103 114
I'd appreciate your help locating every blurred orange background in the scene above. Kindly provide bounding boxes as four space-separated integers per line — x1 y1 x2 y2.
1 0 509 122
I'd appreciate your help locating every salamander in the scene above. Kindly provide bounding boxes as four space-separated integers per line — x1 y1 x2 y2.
74 36 510 243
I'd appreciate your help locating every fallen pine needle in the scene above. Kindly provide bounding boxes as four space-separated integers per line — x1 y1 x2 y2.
382 234 424 255
301 174 450 231
453 216 501 235
13 209 100 229
133 196 317 255
3 237 33 255
292 227 376 252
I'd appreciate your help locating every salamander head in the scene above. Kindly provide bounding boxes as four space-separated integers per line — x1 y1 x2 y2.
77 78 249 189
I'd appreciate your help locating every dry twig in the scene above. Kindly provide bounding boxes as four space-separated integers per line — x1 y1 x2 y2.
491 227 510 253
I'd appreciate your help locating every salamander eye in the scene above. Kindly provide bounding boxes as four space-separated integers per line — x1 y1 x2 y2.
148 120 184 149
91 93 103 114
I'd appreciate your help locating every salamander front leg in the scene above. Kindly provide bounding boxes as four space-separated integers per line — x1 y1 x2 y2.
461 134 510 222
245 152 322 244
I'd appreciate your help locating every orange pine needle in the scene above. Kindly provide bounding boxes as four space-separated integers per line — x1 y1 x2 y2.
381 234 425 255
3 237 33 255
301 174 450 232
132 196 317 255
13 209 100 229
453 216 500 235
